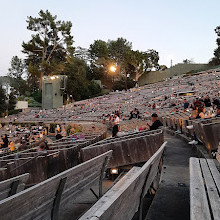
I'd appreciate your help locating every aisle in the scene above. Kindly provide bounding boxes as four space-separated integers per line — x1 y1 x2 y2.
146 134 197 220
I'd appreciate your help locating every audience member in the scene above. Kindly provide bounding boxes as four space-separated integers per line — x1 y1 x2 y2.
147 113 163 131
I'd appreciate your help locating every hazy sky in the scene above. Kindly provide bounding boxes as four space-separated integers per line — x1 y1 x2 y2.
1 0 220 76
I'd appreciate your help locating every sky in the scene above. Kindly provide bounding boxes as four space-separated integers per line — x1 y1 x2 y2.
0 0 220 76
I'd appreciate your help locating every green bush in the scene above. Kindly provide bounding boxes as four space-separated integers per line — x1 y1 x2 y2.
28 97 42 107
88 81 101 96
112 78 136 91
32 91 42 103
66 125 72 136
8 109 22 115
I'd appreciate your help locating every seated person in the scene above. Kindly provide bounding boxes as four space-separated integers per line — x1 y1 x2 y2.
147 113 163 131
38 142 48 153
9 141 15 152
183 99 189 110
196 106 206 119
56 132 63 140
204 95 211 107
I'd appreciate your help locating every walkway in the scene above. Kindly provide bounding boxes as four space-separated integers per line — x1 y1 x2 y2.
146 133 197 220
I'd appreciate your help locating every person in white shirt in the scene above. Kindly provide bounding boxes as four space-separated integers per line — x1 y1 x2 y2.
114 114 120 125
112 114 120 137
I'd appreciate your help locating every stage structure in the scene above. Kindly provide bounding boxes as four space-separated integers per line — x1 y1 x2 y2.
42 75 67 109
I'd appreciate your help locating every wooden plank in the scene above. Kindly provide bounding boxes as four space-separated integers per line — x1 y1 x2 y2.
88 129 161 147
80 166 141 218
190 158 211 220
0 173 29 200
200 159 220 220
79 142 166 220
0 150 112 220
81 131 164 168
206 159 220 195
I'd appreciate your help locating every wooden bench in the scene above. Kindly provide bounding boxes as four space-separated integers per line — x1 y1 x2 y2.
79 142 166 220
0 173 29 200
190 157 220 220
201 121 220 155
81 130 164 168
0 150 112 220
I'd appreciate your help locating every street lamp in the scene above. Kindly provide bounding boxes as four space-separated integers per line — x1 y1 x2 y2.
109 65 116 82
110 66 116 73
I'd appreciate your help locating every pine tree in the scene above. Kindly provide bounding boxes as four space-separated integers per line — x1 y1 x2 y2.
0 86 7 116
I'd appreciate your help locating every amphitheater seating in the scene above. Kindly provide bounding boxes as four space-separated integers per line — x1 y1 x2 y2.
200 121 220 153
0 150 112 220
79 142 166 220
190 157 220 220
163 112 220 157
0 173 29 200
0 132 106 184
81 129 164 168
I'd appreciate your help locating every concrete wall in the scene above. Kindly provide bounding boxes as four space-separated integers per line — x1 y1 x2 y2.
138 63 208 86
15 101 28 110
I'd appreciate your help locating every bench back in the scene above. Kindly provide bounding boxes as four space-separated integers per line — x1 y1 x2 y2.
0 173 29 200
79 142 166 220
81 130 164 168
88 129 161 146
201 122 220 152
0 150 112 220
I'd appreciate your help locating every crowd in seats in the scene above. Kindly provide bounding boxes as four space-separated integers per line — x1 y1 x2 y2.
0 68 219 158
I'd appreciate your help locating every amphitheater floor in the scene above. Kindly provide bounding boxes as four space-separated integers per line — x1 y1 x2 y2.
145 133 197 220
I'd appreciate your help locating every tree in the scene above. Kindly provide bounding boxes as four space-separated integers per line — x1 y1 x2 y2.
183 59 194 64
74 46 89 62
214 26 220 60
8 56 28 96
0 86 7 116
8 91 17 112
209 26 220 66
8 56 25 78
127 49 159 81
112 78 136 91
88 40 110 80
89 40 109 60
88 38 159 86
65 57 90 101
159 65 168 71
108 38 132 78
22 10 74 89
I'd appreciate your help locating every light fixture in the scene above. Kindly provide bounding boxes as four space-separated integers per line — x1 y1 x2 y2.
50 76 55 80
110 168 118 174
110 66 116 72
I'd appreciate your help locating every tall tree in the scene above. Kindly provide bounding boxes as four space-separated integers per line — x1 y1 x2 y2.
65 57 101 100
8 90 17 112
210 26 220 66
22 10 74 89
65 57 90 101
88 40 112 83
88 38 159 85
108 38 132 77
74 46 89 62
214 26 220 60
127 50 159 81
7 56 28 96
8 56 25 78
0 86 7 116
